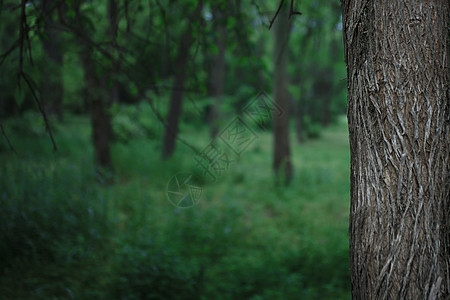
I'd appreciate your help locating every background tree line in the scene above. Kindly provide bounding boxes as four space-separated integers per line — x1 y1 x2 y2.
0 1 353 299
0 0 346 180
2 0 446 299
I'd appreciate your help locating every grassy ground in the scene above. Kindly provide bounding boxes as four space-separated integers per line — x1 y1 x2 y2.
0 114 351 299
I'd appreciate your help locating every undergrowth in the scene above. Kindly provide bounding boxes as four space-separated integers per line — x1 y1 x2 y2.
0 115 350 299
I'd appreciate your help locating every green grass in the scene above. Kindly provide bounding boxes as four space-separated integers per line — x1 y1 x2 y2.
0 114 351 299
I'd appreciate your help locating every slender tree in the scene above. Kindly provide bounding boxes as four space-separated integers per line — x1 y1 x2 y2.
162 0 204 159
206 3 227 139
272 2 293 184
342 0 449 298
73 2 113 170
107 0 120 104
40 0 64 120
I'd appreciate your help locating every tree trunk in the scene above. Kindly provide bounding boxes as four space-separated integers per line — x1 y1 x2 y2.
108 0 120 104
316 73 332 127
207 7 227 139
75 2 112 171
342 1 449 299
272 3 293 185
41 0 63 121
291 95 304 143
162 1 203 159
80 49 113 170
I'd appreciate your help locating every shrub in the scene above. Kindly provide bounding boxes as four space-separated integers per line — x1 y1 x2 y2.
110 239 198 300
7 111 60 137
303 115 322 139
111 102 161 143
0 158 109 298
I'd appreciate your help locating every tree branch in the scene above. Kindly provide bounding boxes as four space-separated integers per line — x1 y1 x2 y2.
269 0 301 30
20 72 58 151
0 124 18 155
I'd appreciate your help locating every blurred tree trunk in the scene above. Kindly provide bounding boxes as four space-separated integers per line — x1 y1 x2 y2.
0 12 19 117
162 1 203 159
291 95 304 143
73 4 112 171
41 0 63 121
80 49 112 170
272 3 293 185
342 1 449 299
207 6 227 139
314 72 332 127
108 0 120 104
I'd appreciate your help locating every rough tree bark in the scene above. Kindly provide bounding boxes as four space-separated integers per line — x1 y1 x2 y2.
272 2 293 185
342 0 449 299
162 0 203 159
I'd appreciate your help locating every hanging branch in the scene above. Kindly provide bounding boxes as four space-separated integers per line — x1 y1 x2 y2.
56 12 201 155
21 73 58 151
268 0 302 30
1 124 18 155
0 40 19 66
17 0 57 151
289 0 302 18
18 0 26 87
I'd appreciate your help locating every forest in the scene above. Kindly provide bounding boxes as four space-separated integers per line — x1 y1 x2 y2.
2 0 351 299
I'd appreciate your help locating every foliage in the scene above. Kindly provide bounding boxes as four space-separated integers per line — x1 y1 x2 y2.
0 115 350 299
5 111 60 137
0 0 351 298
303 115 322 139
0 157 110 299
111 102 161 143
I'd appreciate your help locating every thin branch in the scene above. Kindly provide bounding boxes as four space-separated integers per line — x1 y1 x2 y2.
118 64 202 155
0 40 19 66
289 0 302 18
250 0 263 16
18 0 26 87
268 0 285 30
25 23 33 66
0 124 18 155
56 1 203 155
269 0 301 30
141 88 201 156
20 72 58 151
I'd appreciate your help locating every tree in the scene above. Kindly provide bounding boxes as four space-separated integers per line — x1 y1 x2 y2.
206 3 227 139
72 1 113 171
272 2 293 184
342 1 449 299
162 0 204 159
40 0 64 120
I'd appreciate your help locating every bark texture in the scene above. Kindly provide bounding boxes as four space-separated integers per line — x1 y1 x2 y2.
273 3 293 185
342 0 449 299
